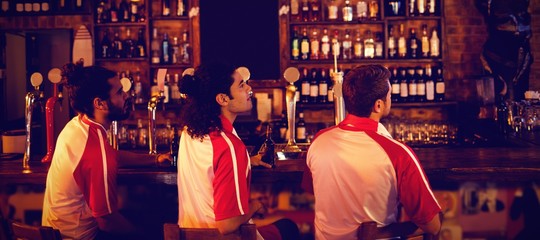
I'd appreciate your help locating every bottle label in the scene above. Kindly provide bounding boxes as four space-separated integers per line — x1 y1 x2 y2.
292 39 299 57
311 40 319 54
343 7 353 21
375 42 383 57
42 2 49 11
426 81 435 100
32 3 40 11
328 6 338 19
398 38 406 55
430 38 440 57
310 85 319 97
296 127 306 140
291 0 299 15
354 42 362 57
328 89 334 102
422 37 429 54
356 2 367 17
364 45 374 58
319 83 328 95
388 38 395 49
410 39 418 49
1 1 8 12
436 82 445 93
392 83 400 94
322 42 330 55
24 3 32 12
301 41 309 54
16 3 23 12
400 83 408 97
408 83 417 95
417 83 426 95
302 82 310 95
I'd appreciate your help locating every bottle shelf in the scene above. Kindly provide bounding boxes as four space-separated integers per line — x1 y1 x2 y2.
385 16 442 21
150 64 192 69
290 58 443 64
134 102 184 111
96 58 148 62
290 20 385 25
297 101 456 109
95 22 147 27
151 16 189 21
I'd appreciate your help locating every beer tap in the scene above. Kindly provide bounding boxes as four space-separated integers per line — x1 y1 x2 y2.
23 72 44 173
41 68 63 163
148 69 167 155
282 67 302 153
331 40 346 125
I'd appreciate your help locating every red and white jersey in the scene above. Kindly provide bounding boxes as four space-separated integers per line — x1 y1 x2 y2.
177 115 252 227
42 115 118 240
304 114 441 240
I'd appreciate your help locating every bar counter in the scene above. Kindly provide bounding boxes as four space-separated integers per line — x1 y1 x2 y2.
1 146 539 188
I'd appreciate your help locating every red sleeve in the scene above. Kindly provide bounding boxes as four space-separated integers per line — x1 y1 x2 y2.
301 160 313 194
73 127 118 218
212 133 250 221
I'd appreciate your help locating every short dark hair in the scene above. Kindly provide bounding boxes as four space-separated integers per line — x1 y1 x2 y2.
178 63 236 140
342 65 391 117
63 61 116 118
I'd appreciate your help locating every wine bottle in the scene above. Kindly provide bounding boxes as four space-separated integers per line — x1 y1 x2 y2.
296 112 307 143
170 126 179 167
258 125 275 167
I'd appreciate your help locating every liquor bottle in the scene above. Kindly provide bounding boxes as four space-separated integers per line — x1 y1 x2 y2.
421 24 430 58
162 0 170 16
163 74 170 103
390 68 400 102
388 26 396 58
180 30 191 64
170 126 179 167
409 0 417 16
99 31 111 58
161 32 171 64
138 2 146 22
96 0 106 23
425 65 435 101
172 36 180 64
123 29 134 58
310 0 319 21
110 0 119 23
399 68 408 102
291 0 300 21
75 0 83 10
320 28 330 59
137 119 148 147
130 0 139 22
374 32 383 58
171 73 181 102
15 0 23 12
279 111 288 142
430 28 440 57
300 28 310 60
427 0 436 15
387 0 403 16
291 27 300 60
150 77 160 96
363 30 374 59
135 29 146 58
300 68 310 103
24 0 32 12
435 67 445 101
353 30 363 59
331 30 340 60
356 0 367 21
368 0 379 20
309 69 319 103
496 96 510 135
318 69 328 103
258 125 275 167
310 28 320 60
408 28 419 59
328 69 334 103
416 67 426 102
101 0 111 23
398 24 407 58
301 0 309 22
407 68 417 102
176 0 186 16
296 112 307 143
327 0 338 21
1 0 9 13
342 30 352 60
134 71 143 104
417 0 426 15
112 31 124 58
342 0 353 22
32 0 40 12
151 28 161 64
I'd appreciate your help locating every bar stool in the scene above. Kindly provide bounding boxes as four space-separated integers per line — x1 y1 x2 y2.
163 223 257 240
9 220 62 240
357 221 438 240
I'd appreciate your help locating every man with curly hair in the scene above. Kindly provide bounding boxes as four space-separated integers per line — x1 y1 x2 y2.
176 63 299 239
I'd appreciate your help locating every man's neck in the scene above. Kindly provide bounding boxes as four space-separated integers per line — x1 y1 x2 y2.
221 111 237 125
86 113 111 129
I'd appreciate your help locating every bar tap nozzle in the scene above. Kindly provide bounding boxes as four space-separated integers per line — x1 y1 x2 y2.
148 68 167 155
42 68 63 163
331 71 346 125
282 67 302 153
23 72 44 173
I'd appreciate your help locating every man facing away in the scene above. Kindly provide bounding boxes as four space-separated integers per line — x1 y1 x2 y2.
176 63 299 240
302 65 441 239
42 61 170 240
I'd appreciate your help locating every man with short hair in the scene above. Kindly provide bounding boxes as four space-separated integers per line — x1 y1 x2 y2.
42 61 169 240
303 65 441 239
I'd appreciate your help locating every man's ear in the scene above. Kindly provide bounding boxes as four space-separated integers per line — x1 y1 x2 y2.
215 93 229 106
372 99 383 113
93 98 108 111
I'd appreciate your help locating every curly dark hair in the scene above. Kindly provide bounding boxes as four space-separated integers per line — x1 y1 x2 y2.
62 60 116 118
343 65 391 117
178 63 236 140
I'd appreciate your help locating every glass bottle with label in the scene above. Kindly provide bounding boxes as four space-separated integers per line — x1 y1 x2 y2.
390 68 400 102
331 30 340 60
301 0 310 22
430 28 440 58
435 67 445 101
162 0 170 16
327 0 338 21
180 30 191 64
151 28 161 64
363 30 375 59
279 111 288 142
416 67 426 102
135 29 145 58
134 71 143 104
161 32 171 64
421 24 430 58
399 68 408 102
407 67 417 102
318 69 328 103
119 0 130 22
301 68 310 103
425 65 435 101
408 28 419 59
309 69 319 103
177 0 186 16
310 0 319 21
388 25 397 58
171 73 181 102
310 28 320 60
300 27 310 60
342 0 353 22
291 27 300 60
170 126 179 167
398 24 407 58
124 29 134 58
368 0 378 20
356 0 367 21
291 0 300 21
110 0 119 22
320 28 330 59
342 30 352 60
112 31 123 58
258 125 275 167
417 0 426 16
99 31 111 58
296 112 307 143
353 30 363 59
374 32 383 58
172 36 180 64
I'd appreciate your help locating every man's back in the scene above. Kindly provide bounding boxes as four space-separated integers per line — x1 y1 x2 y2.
307 116 440 240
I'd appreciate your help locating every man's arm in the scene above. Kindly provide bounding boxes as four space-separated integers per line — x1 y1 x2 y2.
117 150 171 168
215 201 262 235
96 212 137 234
416 212 441 235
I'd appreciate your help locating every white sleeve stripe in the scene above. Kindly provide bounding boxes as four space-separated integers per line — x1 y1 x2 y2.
96 130 113 214
387 138 441 209
220 132 245 215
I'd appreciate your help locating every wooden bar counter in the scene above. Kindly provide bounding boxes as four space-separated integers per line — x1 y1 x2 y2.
1 146 539 189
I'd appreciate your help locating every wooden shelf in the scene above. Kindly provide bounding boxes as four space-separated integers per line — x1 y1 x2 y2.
134 102 184 111
150 64 192 69
296 101 457 110
96 58 148 62
385 16 442 21
95 22 147 27
290 58 443 65
290 20 384 25
151 16 189 21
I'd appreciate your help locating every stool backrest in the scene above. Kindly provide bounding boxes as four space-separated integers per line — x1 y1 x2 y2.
164 223 257 240
9 221 61 240
357 221 436 240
